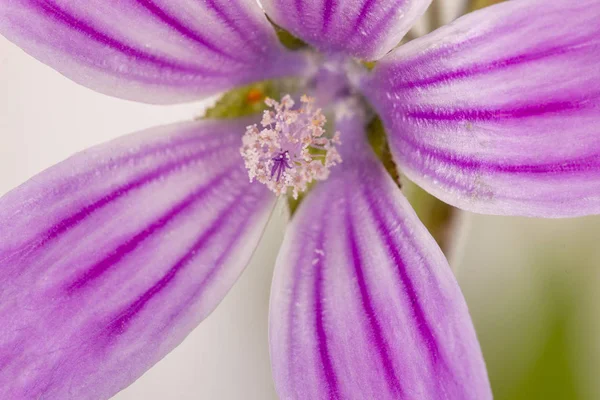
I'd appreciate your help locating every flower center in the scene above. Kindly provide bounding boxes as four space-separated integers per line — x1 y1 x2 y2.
240 95 341 198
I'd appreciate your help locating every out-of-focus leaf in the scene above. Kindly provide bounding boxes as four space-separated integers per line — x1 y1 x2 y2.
495 279 582 400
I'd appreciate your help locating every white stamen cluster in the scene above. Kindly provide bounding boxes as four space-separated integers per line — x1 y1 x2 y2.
241 95 341 198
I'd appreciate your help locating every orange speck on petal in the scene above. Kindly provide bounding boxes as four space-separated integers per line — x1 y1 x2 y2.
246 88 264 104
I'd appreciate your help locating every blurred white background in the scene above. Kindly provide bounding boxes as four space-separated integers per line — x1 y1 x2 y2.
2 1 600 399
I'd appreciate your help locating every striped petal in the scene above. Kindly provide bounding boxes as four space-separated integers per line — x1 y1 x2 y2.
261 0 431 60
0 119 274 399
269 111 491 399
0 0 309 104
363 0 600 217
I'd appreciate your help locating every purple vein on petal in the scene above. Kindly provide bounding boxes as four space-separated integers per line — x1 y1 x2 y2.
404 97 596 122
65 165 238 292
204 0 263 53
294 0 305 16
321 0 336 33
362 181 447 384
134 0 243 62
29 0 226 76
105 132 226 167
392 132 600 200
313 217 340 400
381 31 499 80
349 0 377 36
284 193 338 398
57 132 234 195
164 185 266 330
352 2 403 56
0 133 231 260
105 186 246 335
399 131 600 176
37 143 235 250
348 0 403 47
344 187 401 396
188 187 262 295
392 37 600 90
27 128 233 192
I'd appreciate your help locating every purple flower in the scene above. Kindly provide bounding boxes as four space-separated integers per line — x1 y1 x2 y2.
0 0 598 398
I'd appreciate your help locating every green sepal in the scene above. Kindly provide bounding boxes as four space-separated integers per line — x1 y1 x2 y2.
202 79 299 119
362 61 377 71
287 181 314 216
269 20 308 50
367 117 401 186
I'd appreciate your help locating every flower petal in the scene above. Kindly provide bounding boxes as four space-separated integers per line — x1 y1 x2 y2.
0 0 309 104
0 119 274 399
269 111 491 399
362 0 600 217
261 0 431 60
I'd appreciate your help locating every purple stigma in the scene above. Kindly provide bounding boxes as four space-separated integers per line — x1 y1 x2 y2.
271 151 291 182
